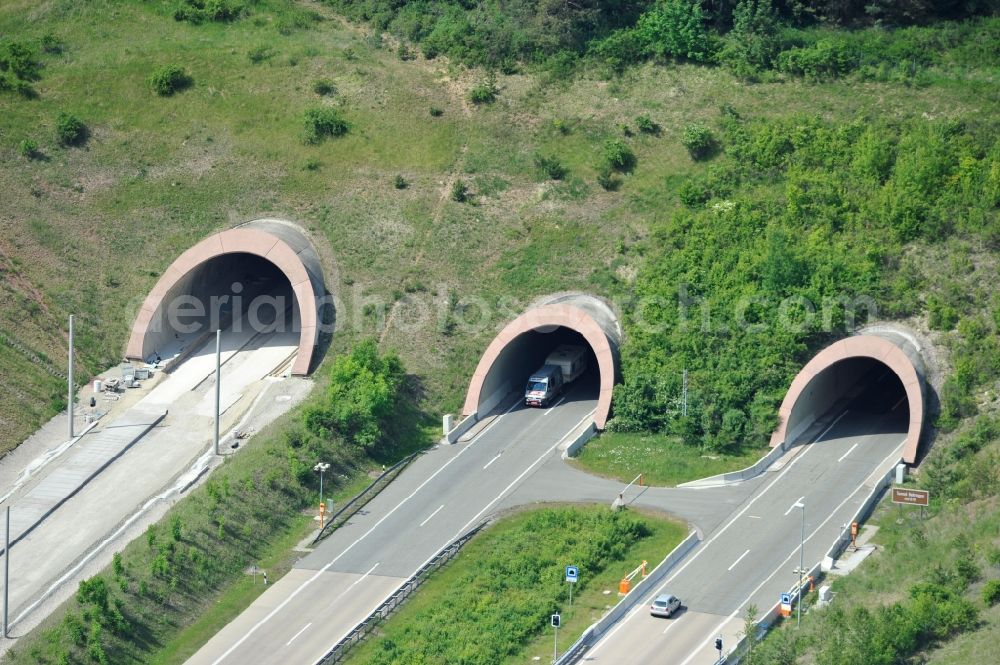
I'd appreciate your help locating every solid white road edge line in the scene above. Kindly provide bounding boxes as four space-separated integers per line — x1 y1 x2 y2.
314 408 598 663
285 623 312 647
420 505 445 527
727 549 750 572
838 443 859 463
210 411 496 664
675 442 905 665
587 406 853 657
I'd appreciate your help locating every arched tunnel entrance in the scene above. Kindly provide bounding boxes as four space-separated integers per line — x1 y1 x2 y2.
126 220 326 375
463 294 621 428
770 333 926 463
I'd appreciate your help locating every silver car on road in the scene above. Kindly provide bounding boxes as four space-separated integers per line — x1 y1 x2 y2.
650 593 682 618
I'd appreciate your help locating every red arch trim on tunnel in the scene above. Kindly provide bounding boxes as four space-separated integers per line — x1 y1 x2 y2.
769 335 924 464
125 228 318 376
462 303 616 428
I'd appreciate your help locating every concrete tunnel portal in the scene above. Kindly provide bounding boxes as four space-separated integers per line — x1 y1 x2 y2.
126 219 326 375
463 294 621 428
770 332 927 464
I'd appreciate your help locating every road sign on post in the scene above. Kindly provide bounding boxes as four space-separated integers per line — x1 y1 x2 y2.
891 487 929 506
565 565 578 607
780 592 792 617
552 613 560 663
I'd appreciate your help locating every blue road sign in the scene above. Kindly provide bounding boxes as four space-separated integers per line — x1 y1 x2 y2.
565 565 579 583
780 592 792 606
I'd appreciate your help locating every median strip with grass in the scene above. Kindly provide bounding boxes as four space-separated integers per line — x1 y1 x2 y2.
570 431 768 487
342 504 687 665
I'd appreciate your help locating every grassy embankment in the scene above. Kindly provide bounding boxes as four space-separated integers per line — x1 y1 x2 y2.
1 0 999 662
342 505 687 665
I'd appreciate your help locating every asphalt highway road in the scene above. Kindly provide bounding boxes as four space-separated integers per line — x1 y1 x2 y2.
581 390 909 665
187 373 602 665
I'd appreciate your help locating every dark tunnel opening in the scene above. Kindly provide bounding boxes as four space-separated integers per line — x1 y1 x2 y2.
788 358 910 442
477 327 600 415
141 253 298 361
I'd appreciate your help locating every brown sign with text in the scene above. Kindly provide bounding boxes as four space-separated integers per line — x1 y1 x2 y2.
891 487 929 506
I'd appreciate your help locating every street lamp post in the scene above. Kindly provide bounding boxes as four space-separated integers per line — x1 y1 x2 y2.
314 462 330 508
795 501 805 629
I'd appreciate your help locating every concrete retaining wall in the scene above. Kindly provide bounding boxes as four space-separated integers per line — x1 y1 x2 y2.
556 530 701 664
444 413 479 444
561 422 597 459
679 440 790 488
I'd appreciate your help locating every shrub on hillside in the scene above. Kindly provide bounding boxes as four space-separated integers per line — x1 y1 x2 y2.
983 580 1000 606
312 78 335 96
680 123 715 160
778 38 859 79
302 107 349 144
302 340 405 451
468 74 498 105
634 0 717 63
603 139 636 173
55 112 86 146
534 154 567 181
17 139 39 159
722 0 782 76
450 179 469 202
148 65 192 96
174 0 247 24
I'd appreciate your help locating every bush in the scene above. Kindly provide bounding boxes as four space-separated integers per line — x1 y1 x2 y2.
302 107 349 144
429 106 443 117
534 154 567 180
778 38 859 79
393 174 407 189
17 138 38 158
468 75 498 105
603 139 636 173
301 340 405 450
635 115 660 135
450 179 469 202
983 580 1000 606
634 0 717 63
312 79 335 96
680 123 715 160
55 112 86 146
174 0 248 24
148 65 192 96
723 0 782 75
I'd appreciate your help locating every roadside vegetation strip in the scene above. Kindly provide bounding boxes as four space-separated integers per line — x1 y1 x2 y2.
341 505 687 665
2 343 423 665
747 414 1000 665
570 431 767 487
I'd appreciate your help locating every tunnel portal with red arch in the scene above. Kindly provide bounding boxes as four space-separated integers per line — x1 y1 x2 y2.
769 332 927 464
462 294 621 428
125 219 326 376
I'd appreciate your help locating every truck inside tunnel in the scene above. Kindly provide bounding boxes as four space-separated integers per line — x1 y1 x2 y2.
139 253 297 362
474 327 600 415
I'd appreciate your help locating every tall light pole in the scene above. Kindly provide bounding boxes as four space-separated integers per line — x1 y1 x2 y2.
314 462 330 507
795 500 805 628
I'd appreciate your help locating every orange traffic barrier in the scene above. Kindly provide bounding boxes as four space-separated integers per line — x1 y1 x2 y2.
619 578 631 595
